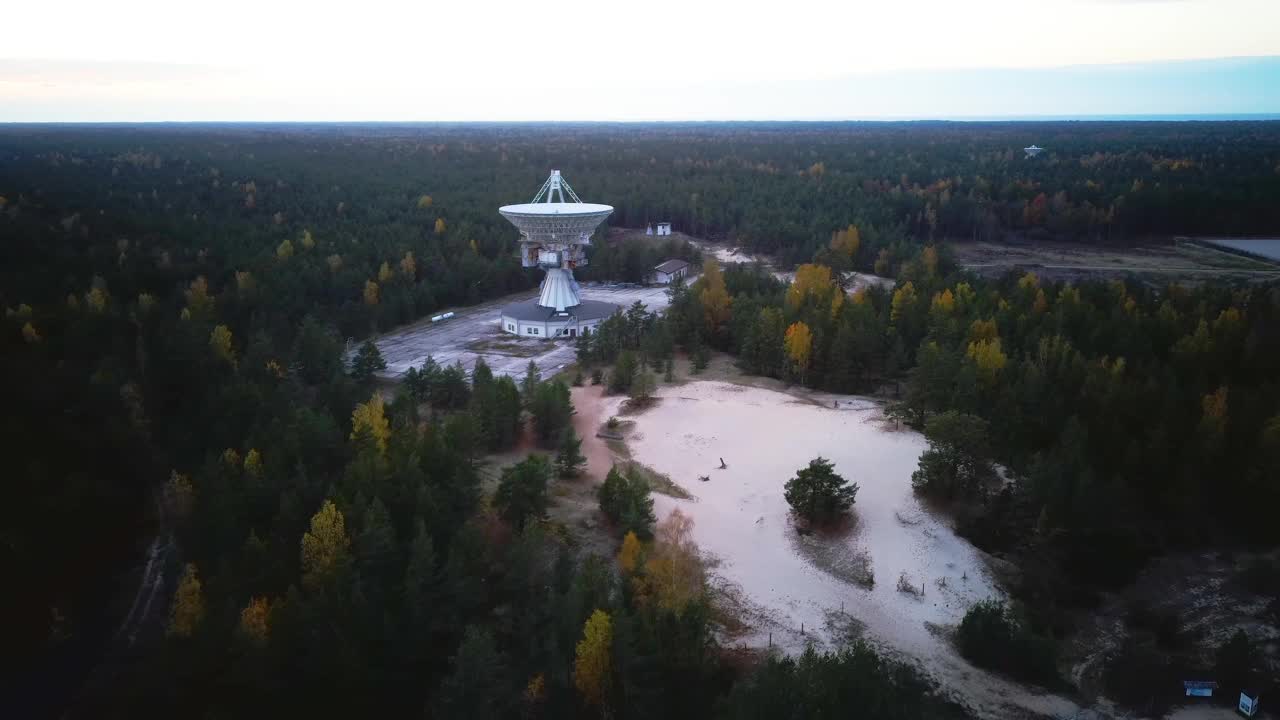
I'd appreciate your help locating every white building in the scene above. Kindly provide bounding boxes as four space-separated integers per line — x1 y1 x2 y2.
1024 145 1044 158
652 259 690 284
499 298 615 338
656 221 672 236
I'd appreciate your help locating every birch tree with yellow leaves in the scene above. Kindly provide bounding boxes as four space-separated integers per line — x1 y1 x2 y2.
167 564 205 638
350 392 390 454
573 609 613 711
697 259 732 338
301 500 352 591
784 321 813 384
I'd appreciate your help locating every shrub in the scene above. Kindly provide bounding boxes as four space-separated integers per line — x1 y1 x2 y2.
608 351 638 394
597 465 656 539
956 600 1059 687
722 643 967 720
555 428 587 478
896 573 921 596
1102 640 1179 715
495 455 552 531
911 411 994 501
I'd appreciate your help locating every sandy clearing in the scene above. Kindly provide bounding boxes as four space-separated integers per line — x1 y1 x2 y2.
586 378 1083 719
615 380 999 655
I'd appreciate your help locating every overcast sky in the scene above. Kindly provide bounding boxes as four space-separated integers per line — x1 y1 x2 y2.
3 0 1279 121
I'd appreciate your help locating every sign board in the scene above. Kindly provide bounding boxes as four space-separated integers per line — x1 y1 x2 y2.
1182 680 1217 698
1186 687 1213 698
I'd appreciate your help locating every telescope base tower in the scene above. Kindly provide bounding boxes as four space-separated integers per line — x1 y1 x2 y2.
499 297 618 338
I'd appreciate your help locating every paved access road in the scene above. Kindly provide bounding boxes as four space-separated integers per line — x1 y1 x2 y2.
365 283 674 381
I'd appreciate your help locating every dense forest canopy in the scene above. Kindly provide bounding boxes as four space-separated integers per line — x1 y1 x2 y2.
2 122 1279 718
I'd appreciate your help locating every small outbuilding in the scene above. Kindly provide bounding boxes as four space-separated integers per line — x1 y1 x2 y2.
652 259 690 284
656 221 672 236
1239 689 1261 717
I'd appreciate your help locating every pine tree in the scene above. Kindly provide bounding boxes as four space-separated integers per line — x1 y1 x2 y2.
434 626 508 720
520 360 541 405
598 465 656 539
610 351 638 394
403 519 438 631
911 411 995 501
530 379 574 448
630 370 656 404
350 341 387 383
556 427 588 478
784 457 858 524
356 496 396 581
495 455 551 531
690 335 710 373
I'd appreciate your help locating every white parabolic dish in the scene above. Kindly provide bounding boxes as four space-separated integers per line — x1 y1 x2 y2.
499 202 613 245
499 202 613 217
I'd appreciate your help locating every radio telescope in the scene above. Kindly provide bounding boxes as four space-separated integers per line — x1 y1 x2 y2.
498 171 617 338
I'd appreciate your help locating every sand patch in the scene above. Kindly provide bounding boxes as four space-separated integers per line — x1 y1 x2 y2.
615 379 1082 718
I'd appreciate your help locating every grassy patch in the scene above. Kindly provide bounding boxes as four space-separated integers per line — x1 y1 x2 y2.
605 439 630 458
618 459 691 500
465 337 546 357
617 397 661 416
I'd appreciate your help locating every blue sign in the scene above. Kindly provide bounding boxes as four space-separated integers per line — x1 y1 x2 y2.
1186 687 1213 697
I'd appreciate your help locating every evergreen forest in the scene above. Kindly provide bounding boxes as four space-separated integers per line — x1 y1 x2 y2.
3 122 1279 718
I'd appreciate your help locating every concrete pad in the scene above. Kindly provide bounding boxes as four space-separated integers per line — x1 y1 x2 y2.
360 282 675 381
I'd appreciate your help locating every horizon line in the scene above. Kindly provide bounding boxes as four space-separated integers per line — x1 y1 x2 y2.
4 114 1280 126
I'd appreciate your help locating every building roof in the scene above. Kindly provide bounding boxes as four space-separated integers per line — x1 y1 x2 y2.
500 298 620 323
654 259 690 274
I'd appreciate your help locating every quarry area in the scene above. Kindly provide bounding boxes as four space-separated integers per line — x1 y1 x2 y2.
952 238 1280 283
